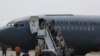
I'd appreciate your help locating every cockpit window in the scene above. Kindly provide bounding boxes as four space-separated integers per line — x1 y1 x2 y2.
19 24 24 27
14 24 18 27
14 23 24 28
7 22 14 27
7 22 24 28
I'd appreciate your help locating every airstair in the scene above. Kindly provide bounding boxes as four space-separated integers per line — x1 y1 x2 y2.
39 26 74 56
29 16 74 56
36 26 57 54
36 26 70 56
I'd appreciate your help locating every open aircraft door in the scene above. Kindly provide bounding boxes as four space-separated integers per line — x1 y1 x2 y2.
29 16 39 34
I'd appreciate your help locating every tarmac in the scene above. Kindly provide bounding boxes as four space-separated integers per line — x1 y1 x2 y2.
86 52 100 56
0 50 35 56
0 50 99 56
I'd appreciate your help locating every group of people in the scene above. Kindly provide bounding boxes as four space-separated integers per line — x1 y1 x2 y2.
1 44 44 56
1 44 21 56
48 20 66 56
49 20 66 48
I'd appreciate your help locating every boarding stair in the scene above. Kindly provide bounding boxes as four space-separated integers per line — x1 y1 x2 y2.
29 16 74 56
37 26 72 56
37 26 57 54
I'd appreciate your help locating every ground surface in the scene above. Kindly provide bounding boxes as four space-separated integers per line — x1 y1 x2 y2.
0 50 35 56
86 52 100 56
0 50 100 56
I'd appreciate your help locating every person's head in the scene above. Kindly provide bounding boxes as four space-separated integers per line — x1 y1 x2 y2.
58 34 62 37
51 20 55 25
57 27 59 30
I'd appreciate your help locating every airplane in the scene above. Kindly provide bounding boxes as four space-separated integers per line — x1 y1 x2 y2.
0 14 100 56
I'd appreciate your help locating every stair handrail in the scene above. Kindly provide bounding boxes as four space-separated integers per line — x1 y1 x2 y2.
46 27 57 55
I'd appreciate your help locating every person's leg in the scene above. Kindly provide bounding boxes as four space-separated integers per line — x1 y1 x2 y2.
63 48 65 56
2 52 3 56
16 53 18 56
2 54 3 56
19 52 21 56
18 52 21 56
2 52 4 56
5 51 6 56
4 52 6 56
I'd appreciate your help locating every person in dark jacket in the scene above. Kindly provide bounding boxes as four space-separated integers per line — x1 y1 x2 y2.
1 44 7 56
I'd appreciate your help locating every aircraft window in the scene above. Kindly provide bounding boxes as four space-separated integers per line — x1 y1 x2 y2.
83 22 88 25
88 22 91 25
66 22 68 24
74 21 80 25
83 26 86 31
64 21 66 24
61 21 63 24
62 21 64 24
79 22 82 25
19 24 24 27
89 22 96 25
87 26 91 31
70 26 74 30
14 24 18 27
77 22 81 25
58 21 61 25
14 23 24 28
67 26 70 30
89 22 95 25
75 26 78 30
96 22 100 26
91 26 95 31
73 21 82 25
82 22 98 26
72 21 76 25
7 22 14 26
70 21 74 25
79 26 82 31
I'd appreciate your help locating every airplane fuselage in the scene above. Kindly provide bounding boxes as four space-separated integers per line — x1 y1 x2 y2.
0 15 100 54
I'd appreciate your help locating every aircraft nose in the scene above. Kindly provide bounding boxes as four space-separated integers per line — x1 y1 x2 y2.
0 26 10 41
0 26 17 46
0 26 9 32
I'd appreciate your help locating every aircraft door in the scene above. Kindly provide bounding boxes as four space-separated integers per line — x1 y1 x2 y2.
29 16 39 34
